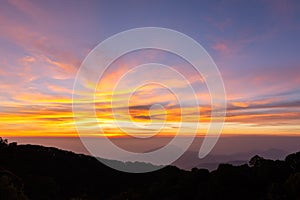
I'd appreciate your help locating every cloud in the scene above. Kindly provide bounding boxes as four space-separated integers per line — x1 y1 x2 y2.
212 42 230 54
8 0 45 19
0 1 299 137
47 84 73 94
225 98 300 126
0 5 81 76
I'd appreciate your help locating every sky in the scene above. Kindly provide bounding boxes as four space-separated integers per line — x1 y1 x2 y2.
0 0 300 139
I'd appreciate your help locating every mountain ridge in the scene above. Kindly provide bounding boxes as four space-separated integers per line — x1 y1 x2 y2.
0 138 299 200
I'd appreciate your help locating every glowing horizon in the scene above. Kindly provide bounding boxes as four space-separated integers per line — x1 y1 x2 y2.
0 0 299 138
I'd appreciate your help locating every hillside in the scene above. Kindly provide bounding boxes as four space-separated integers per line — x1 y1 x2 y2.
0 138 299 200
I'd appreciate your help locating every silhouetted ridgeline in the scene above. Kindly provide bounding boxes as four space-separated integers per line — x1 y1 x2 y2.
0 138 299 200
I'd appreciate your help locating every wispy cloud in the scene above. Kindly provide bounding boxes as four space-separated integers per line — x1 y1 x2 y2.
0 0 299 137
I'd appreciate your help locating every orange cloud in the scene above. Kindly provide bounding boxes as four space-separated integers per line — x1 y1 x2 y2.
44 56 77 75
14 92 72 104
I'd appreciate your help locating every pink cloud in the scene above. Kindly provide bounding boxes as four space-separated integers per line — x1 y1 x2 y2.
212 42 230 54
0 7 81 73
47 84 73 94
8 0 45 19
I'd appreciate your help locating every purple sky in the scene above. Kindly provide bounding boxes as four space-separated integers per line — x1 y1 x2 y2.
0 0 299 139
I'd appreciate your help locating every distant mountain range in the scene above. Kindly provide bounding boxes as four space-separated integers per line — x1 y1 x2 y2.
174 148 289 170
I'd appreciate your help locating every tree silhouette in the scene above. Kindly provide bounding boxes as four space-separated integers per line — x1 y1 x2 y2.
0 137 299 200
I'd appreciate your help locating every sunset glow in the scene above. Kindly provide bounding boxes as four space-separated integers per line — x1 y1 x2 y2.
0 0 299 139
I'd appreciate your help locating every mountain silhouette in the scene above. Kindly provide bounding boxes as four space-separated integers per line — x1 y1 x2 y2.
174 148 289 170
0 137 299 200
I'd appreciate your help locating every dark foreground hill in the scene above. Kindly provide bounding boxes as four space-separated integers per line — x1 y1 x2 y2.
0 138 299 200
